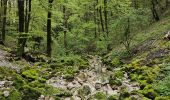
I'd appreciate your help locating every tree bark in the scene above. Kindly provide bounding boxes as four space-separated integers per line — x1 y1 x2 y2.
63 0 67 50
104 0 108 37
17 0 25 57
25 0 31 33
151 0 160 21
47 0 53 57
93 2 97 38
99 5 104 32
1 0 7 42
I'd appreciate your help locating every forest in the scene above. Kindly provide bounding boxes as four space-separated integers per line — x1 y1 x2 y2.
0 0 170 100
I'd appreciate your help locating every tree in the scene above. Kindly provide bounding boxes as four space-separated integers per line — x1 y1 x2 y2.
17 0 26 57
47 0 54 57
63 0 68 50
151 0 160 21
104 0 108 37
25 0 32 33
1 0 7 42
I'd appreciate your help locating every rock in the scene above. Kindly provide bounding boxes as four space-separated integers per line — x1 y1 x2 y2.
3 91 10 97
83 85 91 95
0 81 5 87
78 85 91 96
38 95 45 100
164 31 170 40
64 97 71 100
67 83 74 90
73 96 81 100
95 83 102 90
76 72 88 82
104 84 117 96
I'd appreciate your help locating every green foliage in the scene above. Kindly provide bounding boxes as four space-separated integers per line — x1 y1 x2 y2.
94 92 107 100
20 85 41 100
153 64 170 96
8 90 22 100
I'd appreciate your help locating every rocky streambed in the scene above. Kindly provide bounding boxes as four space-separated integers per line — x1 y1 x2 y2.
47 55 140 100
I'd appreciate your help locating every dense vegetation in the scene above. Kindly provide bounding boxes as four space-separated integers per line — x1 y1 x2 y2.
0 0 170 100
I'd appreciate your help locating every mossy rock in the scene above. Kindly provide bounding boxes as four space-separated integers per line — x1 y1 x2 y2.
112 71 124 79
111 58 123 67
8 90 22 100
13 75 26 89
64 74 74 82
119 88 130 100
130 74 138 81
50 63 64 69
94 92 107 100
108 95 118 100
0 92 6 100
78 85 91 96
20 85 41 100
142 89 158 99
22 69 38 80
109 79 122 86
55 90 72 97
155 96 170 100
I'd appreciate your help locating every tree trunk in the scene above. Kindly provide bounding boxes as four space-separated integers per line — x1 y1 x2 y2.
63 0 67 50
25 0 31 33
96 0 100 36
93 2 97 38
132 0 138 9
1 0 7 42
17 0 26 57
104 0 108 37
99 5 104 32
47 0 53 57
151 0 160 21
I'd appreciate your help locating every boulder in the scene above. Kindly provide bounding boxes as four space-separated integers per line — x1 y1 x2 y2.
164 31 170 40
3 91 10 97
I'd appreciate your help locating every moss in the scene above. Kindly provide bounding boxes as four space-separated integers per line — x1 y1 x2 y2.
119 88 130 100
20 85 41 100
155 96 170 100
78 85 91 97
13 75 26 89
108 95 118 100
22 69 46 82
8 90 22 100
111 58 123 67
94 92 107 100
22 69 38 80
142 89 158 99
112 71 124 79
109 79 122 86
130 74 138 81
0 92 6 100
55 90 72 97
64 74 74 82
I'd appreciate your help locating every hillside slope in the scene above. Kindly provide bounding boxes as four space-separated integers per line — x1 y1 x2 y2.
0 17 170 100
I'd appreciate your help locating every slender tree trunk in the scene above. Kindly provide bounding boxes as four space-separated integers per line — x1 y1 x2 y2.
63 0 67 50
0 0 3 44
99 5 104 32
1 0 7 42
104 0 108 37
93 2 97 38
47 0 53 57
132 0 137 9
166 0 169 8
96 0 100 36
151 0 160 21
17 0 25 57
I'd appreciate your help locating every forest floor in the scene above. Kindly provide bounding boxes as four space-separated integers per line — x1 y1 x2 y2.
0 49 19 72
0 48 140 99
47 55 140 100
